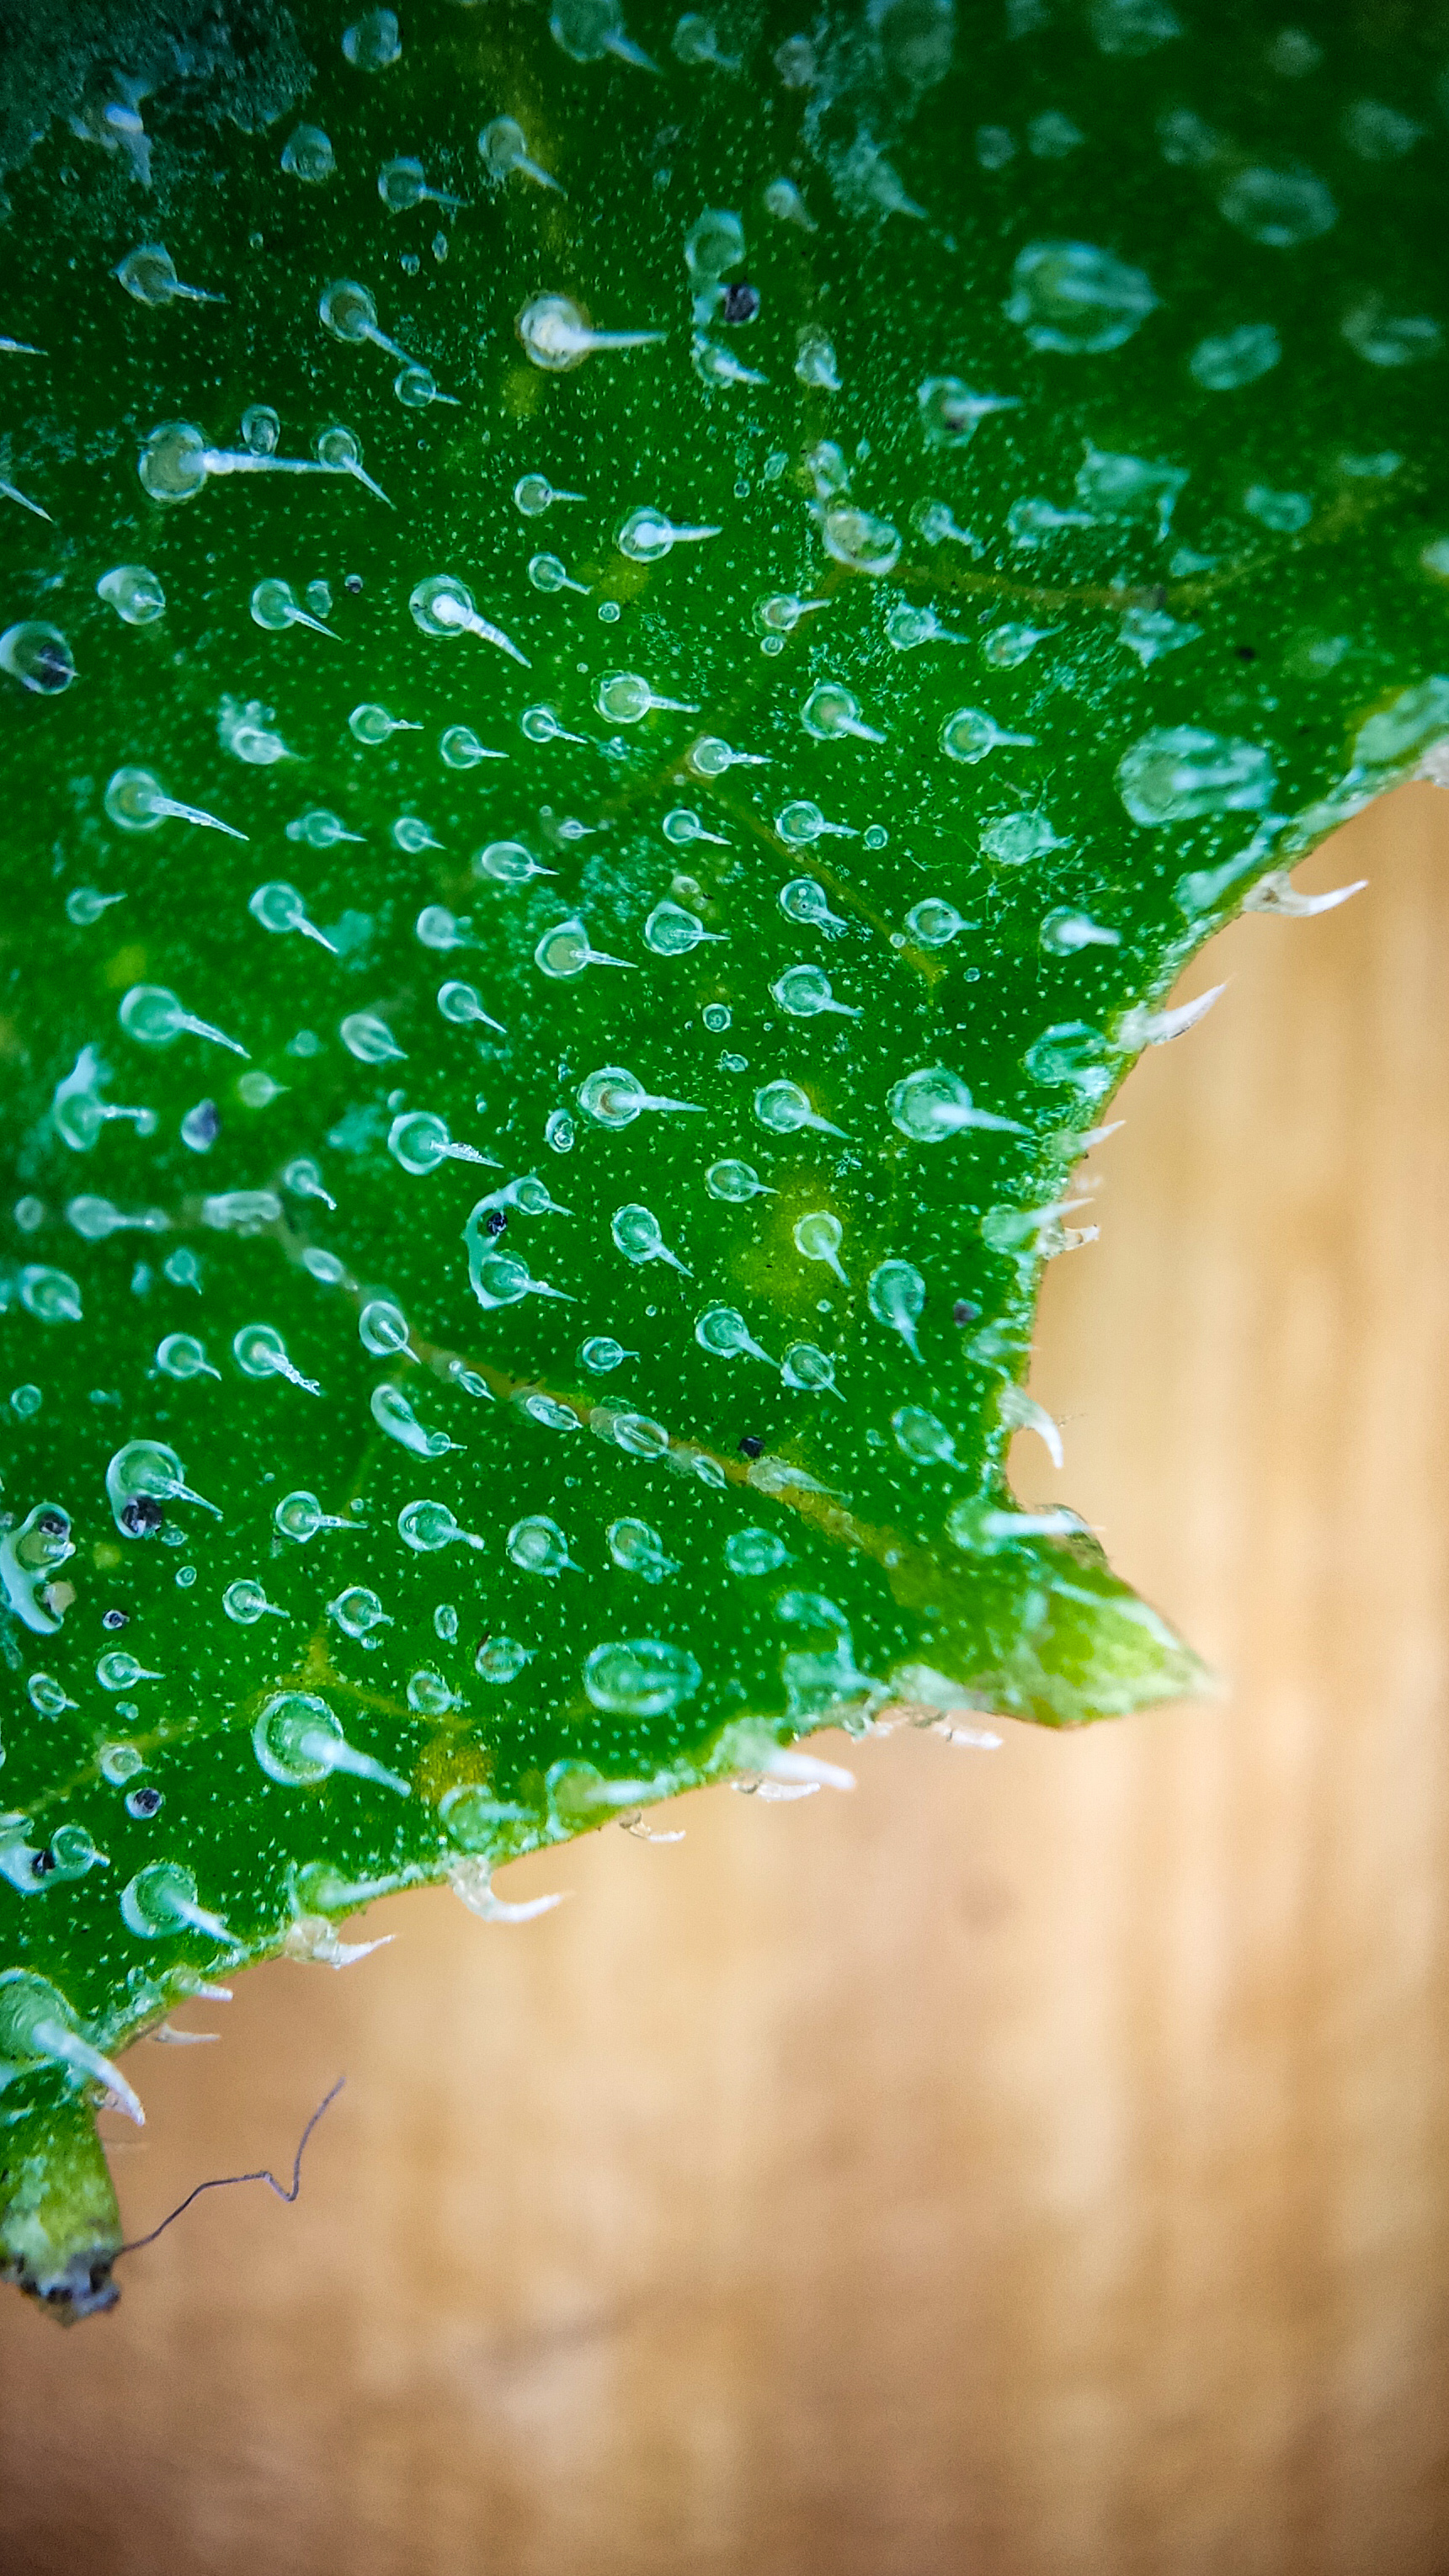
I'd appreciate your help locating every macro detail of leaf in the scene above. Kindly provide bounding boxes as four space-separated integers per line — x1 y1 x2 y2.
1 0 1446 2312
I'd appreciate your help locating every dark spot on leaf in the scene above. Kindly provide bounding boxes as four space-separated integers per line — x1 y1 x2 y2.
120 1497 164 1536
953 1301 980 1325
738 1434 764 1458
126 1786 162 1819
101 1607 128 1630
722 282 759 323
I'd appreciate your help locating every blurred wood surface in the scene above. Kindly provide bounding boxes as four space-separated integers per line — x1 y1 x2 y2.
4 789 1449 2576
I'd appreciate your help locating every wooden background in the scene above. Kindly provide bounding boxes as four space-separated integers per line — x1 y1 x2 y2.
3 787 1448 2576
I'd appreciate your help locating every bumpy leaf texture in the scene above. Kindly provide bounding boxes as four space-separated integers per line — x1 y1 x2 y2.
1 0 1446 2314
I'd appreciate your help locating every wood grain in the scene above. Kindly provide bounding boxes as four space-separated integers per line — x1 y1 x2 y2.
3 787 1448 2576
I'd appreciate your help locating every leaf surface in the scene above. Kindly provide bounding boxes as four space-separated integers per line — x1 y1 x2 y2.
1 0 1445 2306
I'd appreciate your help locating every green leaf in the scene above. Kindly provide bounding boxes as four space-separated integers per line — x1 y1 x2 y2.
2 0 1446 2310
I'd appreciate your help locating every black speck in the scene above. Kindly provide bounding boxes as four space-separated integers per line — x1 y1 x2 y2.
722 281 759 324
30 1849 56 1876
36 1511 67 1537
120 1496 164 1536
126 1786 163 1819
952 1300 980 1326
484 1208 508 1237
101 1606 129 1631
738 1434 764 1459
345 573 364 594
1233 643 1258 663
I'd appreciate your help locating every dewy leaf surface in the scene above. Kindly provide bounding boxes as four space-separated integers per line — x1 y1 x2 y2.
3 0 1448 2310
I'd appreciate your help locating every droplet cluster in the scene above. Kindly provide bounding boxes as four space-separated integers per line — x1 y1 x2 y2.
0 0 1438 2116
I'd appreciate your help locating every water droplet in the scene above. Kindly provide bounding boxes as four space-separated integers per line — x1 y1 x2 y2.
1120 606 1201 665
248 880 338 951
774 963 859 1020
695 1304 776 1365
250 577 336 642
892 1404 960 1466
107 1439 218 1535
223 1577 286 1625
283 1157 336 1211
281 122 334 182
51 1045 157 1152
1244 483 1313 533
904 898 969 948
889 1066 1025 1142
107 769 246 842
1117 726 1276 824
517 293 664 371
612 1203 691 1274
535 917 635 979
411 573 528 665
438 979 506 1035
155 1331 219 1382
754 592 830 636
917 377 1020 447
274 1489 353 1542
780 1342 842 1399
349 702 421 746
19 1264 82 1324
97 564 165 625
388 1110 494 1176
764 175 816 230
233 1321 322 1396
578 1065 704 1126
122 1859 229 1940
753 1078 847 1139
616 506 721 564
596 669 700 723
867 1259 927 1360
793 1210 850 1284
980 808 1067 865
645 898 722 954
1217 166 1335 247
1188 323 1281 390
776 803 856 851
340 1010 406 1064
328 1586 392 1640
254 1689 410 1795
344 8 402 70
1006 239 1156 353
65 887 126 928
371 1382 459 1459
115 242 223 309
801 680 885 745
473 834 557 884
1041 907 1120 954
398 1498 484 1553
583 1637 700 1716
689 734 769 779
507 1515 575 1577
475 1634 530 1684
820 508 901 577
